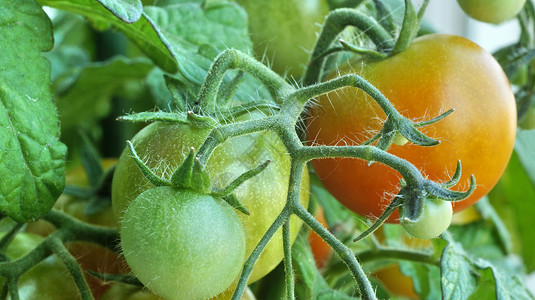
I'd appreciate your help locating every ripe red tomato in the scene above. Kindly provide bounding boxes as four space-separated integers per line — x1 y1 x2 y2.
307 34 516 222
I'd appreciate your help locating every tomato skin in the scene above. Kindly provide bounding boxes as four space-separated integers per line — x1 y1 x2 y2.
457 0 526 24
307 34 516 222
112 119 310 283
235 0 329 78
0 232 82 300
121 186 246 300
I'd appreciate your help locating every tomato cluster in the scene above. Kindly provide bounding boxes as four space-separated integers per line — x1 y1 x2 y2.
111 115 310 298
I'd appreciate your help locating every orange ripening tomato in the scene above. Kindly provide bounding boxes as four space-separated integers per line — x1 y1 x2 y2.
307 206 332 269
307 34 516 222
372 264 419 299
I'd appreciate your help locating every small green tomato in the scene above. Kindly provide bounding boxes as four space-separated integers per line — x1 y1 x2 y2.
120 186 246 300
401 198 453 239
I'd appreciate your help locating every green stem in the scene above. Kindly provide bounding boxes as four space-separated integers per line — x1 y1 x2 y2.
357 247 439 266
292 202 377 300
196 49 293 113
196 117 276 165
283 220 295 300
231 207 292 300
299 145 423 187
47 238 94 300
304 8 395 85
292 74 403 121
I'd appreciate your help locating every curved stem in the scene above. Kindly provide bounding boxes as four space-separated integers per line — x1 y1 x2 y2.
299 145 423 187
231 207 292 300
48 238 94 300
304 8 395 85
196 116 276 165
292 201 377 300
196 49 293 113
357 247 439 266
292 74 403 121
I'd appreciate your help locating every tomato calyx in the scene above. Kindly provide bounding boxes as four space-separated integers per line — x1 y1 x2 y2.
353 161 477 242
125 138 271 215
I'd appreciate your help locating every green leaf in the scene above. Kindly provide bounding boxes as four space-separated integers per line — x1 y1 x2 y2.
440 234 534 300
515 129 535 186
39 0 178 73
489 149 535 272
55 57 154 130
399 261 441 300
440 238 478 299
144 2 251 83
0 0 67 222
96 0 143 23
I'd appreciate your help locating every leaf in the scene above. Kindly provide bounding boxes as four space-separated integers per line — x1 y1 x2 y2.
0 0 67 222
55 57 154 130
399 261 441 300
515 129 535 186
96 0 142 23
144 2 250 82
144 2 272 107
489 150 535 272
440 234 535 300
39 0 178 73
440 238 478 299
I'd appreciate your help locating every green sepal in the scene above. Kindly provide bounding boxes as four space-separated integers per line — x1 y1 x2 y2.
126 141 171 187
399 188 426 223
391 0 419 55
187 111 218 128
221 194 250 216
192 158 211 194
170 148 195 189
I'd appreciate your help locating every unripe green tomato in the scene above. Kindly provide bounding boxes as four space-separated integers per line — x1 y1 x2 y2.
121 187 246 300
0 232 81 300
235 0 330 78
112 119 310 284
457 0 526 24
401 199 453 239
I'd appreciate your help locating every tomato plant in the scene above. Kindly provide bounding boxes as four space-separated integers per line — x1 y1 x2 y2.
0 232 81 300
112 119 310 284
457 0 527 24
235 0 330 77
121 186 246 300
307 34 517 222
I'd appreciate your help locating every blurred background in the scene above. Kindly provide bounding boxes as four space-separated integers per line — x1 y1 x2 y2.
424 1 520 52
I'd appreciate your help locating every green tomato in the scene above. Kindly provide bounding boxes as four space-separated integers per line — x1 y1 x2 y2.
235 0 330 78
112 119 310 283
101 282 257 300
0 232 81 300
457 0 526 24
121 186 245 300
400 199 453 239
